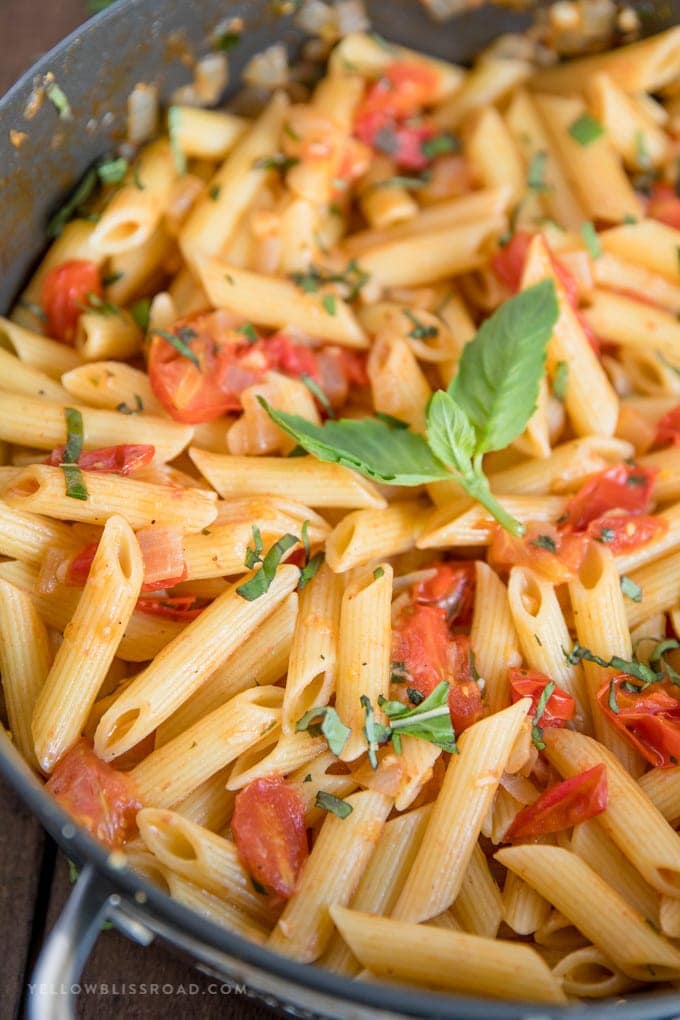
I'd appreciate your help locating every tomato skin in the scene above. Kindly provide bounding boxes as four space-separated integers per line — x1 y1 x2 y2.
135 595 207 621
231 776 308 900
65 533 187 592
585 512 668 552
42 260 103 345
354 61 440 170
46 444 155 476
563 462 657 532
655 404 680 447
505 764 607 841
596 675 680 768
647 184 680 230
491 232 533 293
46 738 140 848
489 522 588 584
411 560 476 625
392 605 483 734
509 669 576 728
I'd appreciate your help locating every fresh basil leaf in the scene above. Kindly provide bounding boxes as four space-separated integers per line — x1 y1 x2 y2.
531 534 557 553
425 389 476 476
315 791 353 818
236 533 298 601
244 524 264 568
296 706 350 756
379 681 457 754
566 642 658 686
259 400 450 485
553 361 568 402
448 280 558 455
236 322 258 343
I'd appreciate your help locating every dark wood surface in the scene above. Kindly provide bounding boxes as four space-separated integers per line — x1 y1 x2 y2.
0 4 278 1018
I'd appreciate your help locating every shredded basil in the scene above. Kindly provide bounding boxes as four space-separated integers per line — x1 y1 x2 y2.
620 575 642 603
130 298 151 331
530 534 557 553
581 221 602 260
553 361 569 402
531 680 555 750
237 531 298 601
300 373 334 418
152 328 200 368
116 394 144 415
296 706 350 756
568 113 604 146
62 408 88 501
404 310 438 340
315 791 353 819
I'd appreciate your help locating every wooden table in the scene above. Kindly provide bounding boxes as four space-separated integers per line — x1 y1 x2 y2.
0 5 278 1017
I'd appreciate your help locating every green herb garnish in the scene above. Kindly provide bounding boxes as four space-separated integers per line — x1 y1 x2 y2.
379 681 457 754
300 373 334 418
62 407 88 501
296 706 351 756
581 222 602 259
130 298 151 331
237 532 298 601
620 575 642 603
260 281 558 536
404 310 438 340
361 694 391 769
553 361 568 401
153 327 200 368
528 151 550 192
315 791 353 819
116 394 144 415
531 680 555 750
568 113 604 146
530 534 557 553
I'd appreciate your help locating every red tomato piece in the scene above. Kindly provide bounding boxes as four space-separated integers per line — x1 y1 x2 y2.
411 560 476 625
597 675 680 768
563 462 658 532
46 443 155 476
647 184 680 230
489 522 588 584
655 404 680 448
46 738 140 848
491 232 533 293
585 512 668 552
264 334 366 411
392 605 483 734
41 260 103 345
231 776 308 900
505 764 607 841
509 668 576 728
135 595 208 621
358 62 439 121
64 542 98 586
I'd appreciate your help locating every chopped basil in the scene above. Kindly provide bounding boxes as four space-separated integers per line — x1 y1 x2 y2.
361 695 391 769
16 298 46 321
530 534 557 553
406 687 424 706
302 773 312 783
102 270 124 287
301 519 311 560
373 567 385 580
322 293 337 317
624 214 638 224
62 408 88 501
597 527 615 544
244 525 264 569
298 550 325 590
372 174 430 191
620 575 642 603
153 328 200 369
553 361 569 402
46 168 98 238
300 373 334 419
116 394 144 415
379 681 457 754
391 661 410 684
284 122 301 141
527 151 550 192
315 791 353 819
296 706 350 756
81 292 120 317
404 310 438 340
209 184 221 201
565 642 659 687
568 113 604 146
252 153 299 173
581 221 602 260
130 298 151 331
531 680 555 750
236 322 258 343
635 130 651 169
237 532 299 601
97 157 129 184
421 133 460 158
290 260 369 303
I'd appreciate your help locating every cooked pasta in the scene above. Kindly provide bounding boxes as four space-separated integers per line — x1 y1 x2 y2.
5 22 680 1009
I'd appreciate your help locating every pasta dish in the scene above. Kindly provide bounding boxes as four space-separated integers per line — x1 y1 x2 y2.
3 21 680 1005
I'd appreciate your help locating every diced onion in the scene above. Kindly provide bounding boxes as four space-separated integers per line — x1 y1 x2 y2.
127 82 159 145
243 44 289 89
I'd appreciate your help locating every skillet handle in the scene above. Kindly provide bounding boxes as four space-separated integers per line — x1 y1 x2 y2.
27 864 118 1020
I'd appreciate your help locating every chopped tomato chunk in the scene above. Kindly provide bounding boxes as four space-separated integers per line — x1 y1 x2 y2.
392 604 483 734
231 776 308 900
505 764 607 841
135 595 208 621
41 259 103 345
596 675 680 768
563 462 657 532
411 560 476 625
647 183 680 230
46 444 155 476
585 512 667 552
46 738 140 848
509 668 576 728
65 526 187 591
489 522 588 584
655 404 680 448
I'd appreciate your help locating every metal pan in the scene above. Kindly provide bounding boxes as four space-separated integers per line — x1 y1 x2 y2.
1 2 679 1017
